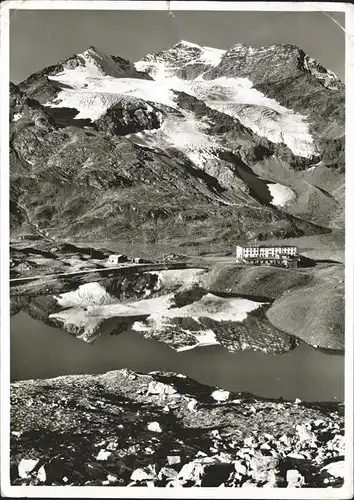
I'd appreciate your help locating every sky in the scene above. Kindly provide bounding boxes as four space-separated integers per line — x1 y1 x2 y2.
10 9 345 83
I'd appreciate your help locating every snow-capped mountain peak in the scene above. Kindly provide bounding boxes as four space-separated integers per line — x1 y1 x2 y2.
17 40 342 161
302 54 342 91
53 45 148 82
135 40 226 80
177 40 201 48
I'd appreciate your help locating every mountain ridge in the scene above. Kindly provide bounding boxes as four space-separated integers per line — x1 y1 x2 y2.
138 40 343 88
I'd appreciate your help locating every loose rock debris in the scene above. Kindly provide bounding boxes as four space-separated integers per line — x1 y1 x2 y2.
11 369 345 487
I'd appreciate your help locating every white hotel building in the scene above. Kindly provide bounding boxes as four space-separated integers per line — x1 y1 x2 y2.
236 244 298 267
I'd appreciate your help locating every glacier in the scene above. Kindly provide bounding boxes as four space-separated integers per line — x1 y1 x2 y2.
43 42 319 158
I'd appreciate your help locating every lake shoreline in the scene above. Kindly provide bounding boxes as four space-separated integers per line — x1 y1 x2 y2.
11 311 344 402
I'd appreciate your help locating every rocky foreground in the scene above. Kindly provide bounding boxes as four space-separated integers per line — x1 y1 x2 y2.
11 369 344 488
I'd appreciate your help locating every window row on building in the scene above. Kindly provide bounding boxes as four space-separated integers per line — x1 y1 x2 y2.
236 245 297 261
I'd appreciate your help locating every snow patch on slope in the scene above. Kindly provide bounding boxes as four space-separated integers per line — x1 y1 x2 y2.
53 282 117 307
160 111 215 148
179 40 201 49
127 107 219 151
267 183 296 207
199 46 225 66
148 268 206 292
174 293 263 322
177 329 220 351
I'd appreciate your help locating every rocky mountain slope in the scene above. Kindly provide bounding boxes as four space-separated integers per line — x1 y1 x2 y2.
10 41 344 252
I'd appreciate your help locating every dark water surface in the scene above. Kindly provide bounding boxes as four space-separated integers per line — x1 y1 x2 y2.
11 312 344 402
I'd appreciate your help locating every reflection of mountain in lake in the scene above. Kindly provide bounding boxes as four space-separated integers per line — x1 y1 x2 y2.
11 311 343 402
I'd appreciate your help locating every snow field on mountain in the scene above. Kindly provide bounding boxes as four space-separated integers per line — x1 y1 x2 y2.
52 46 143 80
194 45 225 66
172 41 226 67
172 76 316 158
127 105 219 152
183 147 298 209
183 148 212 168
267 183 296 207
160 111 216 148
45 43 317 157
46 47 180 119
136 56 318 158
46 77 178 120
52 50 117 80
